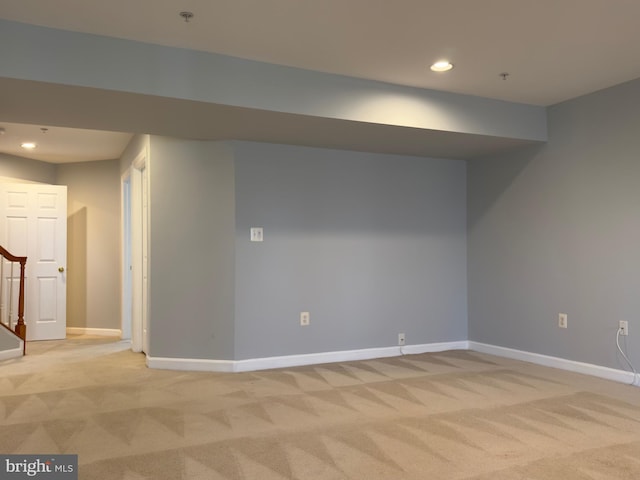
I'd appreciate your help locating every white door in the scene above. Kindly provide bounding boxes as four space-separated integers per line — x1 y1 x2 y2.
0 183 67 341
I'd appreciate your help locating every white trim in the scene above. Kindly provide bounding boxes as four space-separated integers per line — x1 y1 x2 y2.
146 341 468 373
66 327 122 337
147 340 638 386
469 341 637 386
129 162 146 354
121 169 133 341
146 356 235 372
235 346 401 372
401 340 469 355
132 149 147 171
0 343 23 361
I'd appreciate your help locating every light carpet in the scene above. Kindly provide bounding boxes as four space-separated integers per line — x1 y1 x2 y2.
1 336 640 479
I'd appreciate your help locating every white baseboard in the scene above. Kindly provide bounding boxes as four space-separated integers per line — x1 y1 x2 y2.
147 341 469 373
66 327 122 337
401 340 469 355
146 340 638 387
0 344 23 361
146 356 235 372
234 346 403 372
469 341 637 386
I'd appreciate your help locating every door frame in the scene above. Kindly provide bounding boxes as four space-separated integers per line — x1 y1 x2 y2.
121 149 149 353
120 174 132 342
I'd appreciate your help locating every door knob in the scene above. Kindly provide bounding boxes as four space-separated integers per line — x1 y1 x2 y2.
58 267 65 273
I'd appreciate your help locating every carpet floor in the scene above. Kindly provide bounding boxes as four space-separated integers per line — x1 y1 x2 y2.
1 336 640 479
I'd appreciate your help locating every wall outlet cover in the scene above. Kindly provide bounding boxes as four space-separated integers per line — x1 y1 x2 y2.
619 320 629 336
558 313 568 329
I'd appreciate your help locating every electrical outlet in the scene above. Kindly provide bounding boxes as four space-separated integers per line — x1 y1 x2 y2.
398 333 405 346
558 313 568 329
619 320 629 336
300 312 310 326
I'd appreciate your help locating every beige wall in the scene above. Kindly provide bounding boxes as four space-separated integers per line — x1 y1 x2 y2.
56 160 121 330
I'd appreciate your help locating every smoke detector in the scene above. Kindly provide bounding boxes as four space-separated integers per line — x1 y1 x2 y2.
179 11 194 22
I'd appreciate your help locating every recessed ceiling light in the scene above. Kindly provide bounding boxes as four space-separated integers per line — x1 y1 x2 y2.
21 142 36 150
430 61 454 72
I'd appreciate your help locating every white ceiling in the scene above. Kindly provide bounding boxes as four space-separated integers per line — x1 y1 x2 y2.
2 0 640 162
0 122 132 164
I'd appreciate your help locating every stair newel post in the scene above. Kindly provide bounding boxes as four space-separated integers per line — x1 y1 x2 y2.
15 258 26 353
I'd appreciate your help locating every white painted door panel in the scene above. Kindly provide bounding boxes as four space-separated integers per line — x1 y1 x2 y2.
0 183 67 340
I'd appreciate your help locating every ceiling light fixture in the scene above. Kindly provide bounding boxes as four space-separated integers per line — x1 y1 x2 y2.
21 142 36 150
430 60 454 72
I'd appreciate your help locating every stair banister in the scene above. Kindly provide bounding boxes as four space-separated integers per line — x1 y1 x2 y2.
0 246 27 354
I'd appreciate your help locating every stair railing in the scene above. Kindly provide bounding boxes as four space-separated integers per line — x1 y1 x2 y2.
0 246 27 354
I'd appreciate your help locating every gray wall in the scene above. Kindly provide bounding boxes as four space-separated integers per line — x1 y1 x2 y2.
233 142 467 359
148 137 236 359
468 77 640 370
56 160 121 330
0 153 56 184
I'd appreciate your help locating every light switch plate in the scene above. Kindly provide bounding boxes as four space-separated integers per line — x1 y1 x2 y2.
250 227 264 242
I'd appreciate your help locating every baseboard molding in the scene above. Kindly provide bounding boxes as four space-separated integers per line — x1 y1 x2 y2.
146 339 636 386
0 344 23 361
146 356 235 372
401 340 469 356
469 341 637 386
66 327 122 337
147 341 470 373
